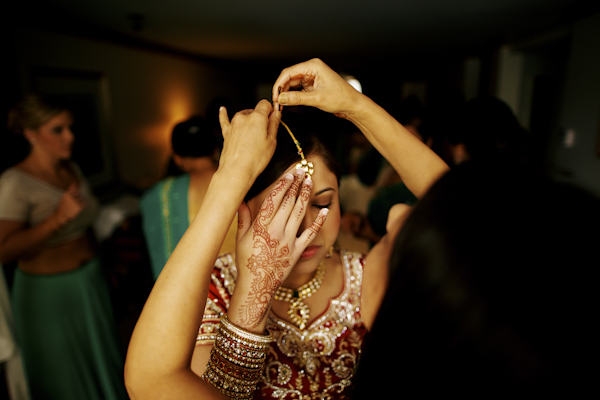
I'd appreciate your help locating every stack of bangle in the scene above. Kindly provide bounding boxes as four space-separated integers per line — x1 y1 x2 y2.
202 315 273 399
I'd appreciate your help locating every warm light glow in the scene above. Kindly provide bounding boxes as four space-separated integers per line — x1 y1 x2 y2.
344 76 362 93
134 83 196 187
166 93 192 133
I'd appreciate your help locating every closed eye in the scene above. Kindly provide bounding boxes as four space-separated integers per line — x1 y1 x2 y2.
312 188 335 210
312 202 332 210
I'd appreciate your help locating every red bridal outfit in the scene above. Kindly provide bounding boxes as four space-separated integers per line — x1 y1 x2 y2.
197 250 368 399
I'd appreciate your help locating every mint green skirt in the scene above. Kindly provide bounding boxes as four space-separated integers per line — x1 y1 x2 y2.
12 258 128 400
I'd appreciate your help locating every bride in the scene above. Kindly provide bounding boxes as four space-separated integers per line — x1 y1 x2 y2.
125 58 448 399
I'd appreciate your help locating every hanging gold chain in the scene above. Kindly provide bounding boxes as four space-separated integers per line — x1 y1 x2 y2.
280 119 314 179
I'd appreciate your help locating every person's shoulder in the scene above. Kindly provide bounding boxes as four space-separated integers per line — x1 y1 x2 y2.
0 166 23 179
143 174 189 197
0 167 28 190
141 176 175 202
0 168 31 217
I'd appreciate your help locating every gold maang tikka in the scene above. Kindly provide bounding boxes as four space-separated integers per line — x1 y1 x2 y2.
279 119 314 179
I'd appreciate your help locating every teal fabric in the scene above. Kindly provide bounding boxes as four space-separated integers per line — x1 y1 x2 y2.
11 258 128 400
367 182 418 237
140 174 190 280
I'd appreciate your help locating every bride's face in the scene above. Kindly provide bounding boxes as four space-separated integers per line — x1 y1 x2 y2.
247 154 341 274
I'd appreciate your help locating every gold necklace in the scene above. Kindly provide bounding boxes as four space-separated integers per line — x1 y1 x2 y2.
274 259 326 330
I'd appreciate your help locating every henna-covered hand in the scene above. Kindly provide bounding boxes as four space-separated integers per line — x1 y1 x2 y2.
232 169 329 330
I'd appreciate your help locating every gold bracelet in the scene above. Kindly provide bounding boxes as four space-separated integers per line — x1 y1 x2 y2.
203 363 256 399
213 345 265 369
202 315 273 399
220 315 274 345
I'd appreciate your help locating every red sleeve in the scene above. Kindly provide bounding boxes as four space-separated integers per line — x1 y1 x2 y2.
196 253 237 345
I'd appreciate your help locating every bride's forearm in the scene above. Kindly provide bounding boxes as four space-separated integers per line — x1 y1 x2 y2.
125 168 252 399
126 100 278 400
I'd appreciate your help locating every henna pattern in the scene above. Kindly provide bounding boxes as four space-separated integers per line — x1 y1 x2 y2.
282 174 302 209
239 177 293 328
294 181 311 221
304 210 328 245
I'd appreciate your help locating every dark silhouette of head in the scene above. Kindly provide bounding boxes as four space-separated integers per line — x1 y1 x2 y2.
354 159 599 396
171 116 219 159
448 96 529 164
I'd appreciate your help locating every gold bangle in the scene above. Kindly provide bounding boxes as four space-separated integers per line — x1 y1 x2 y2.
203 363 256 399
202 315 273 399
213 345 265 369
220 315 274 345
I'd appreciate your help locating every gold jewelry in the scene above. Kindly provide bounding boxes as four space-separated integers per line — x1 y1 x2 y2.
220 315 274 346
273 259 326 330
202 315 273 399
280 119 314 178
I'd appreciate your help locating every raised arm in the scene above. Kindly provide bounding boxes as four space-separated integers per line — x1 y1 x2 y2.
272 58 449 198
125 101 280 399
125 100 328 400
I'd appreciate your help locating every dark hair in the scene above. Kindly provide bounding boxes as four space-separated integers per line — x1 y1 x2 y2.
353 159 599 395
171 116 220 158
7 94 70 135
448 96 529 163
245 111 342 202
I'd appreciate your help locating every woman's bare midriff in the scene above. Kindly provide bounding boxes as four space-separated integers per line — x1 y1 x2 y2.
18 234 96 274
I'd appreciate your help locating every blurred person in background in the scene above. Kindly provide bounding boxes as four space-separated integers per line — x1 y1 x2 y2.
140 115 237 280
0 94 127 400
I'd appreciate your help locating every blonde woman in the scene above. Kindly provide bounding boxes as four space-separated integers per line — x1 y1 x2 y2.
0 95 127 400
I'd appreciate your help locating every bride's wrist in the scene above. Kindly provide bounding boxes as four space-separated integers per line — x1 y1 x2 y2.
227 281 273 334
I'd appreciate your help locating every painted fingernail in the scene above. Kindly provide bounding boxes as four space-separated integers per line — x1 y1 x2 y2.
322 208 329 216
279 93 288 104
285 173 294 180
304 178 312 185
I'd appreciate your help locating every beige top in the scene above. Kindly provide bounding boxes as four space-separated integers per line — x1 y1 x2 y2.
0 164 98 247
